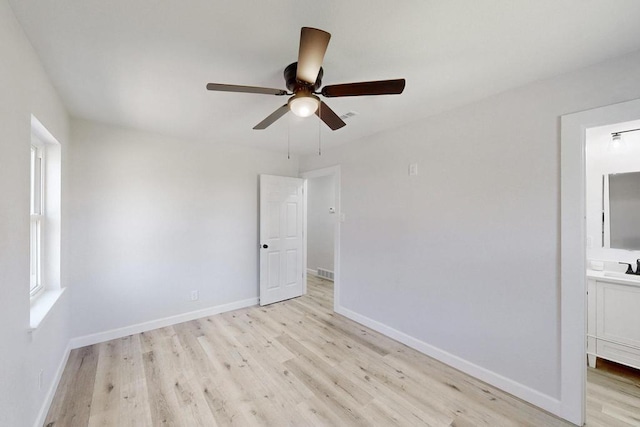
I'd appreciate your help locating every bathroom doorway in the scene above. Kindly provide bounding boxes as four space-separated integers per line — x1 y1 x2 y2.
561 98 640 425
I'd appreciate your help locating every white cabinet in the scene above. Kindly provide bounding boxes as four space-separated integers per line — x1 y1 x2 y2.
587 275 640 369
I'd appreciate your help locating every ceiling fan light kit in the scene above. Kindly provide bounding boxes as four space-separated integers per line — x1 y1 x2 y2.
206 27 406 131
288 91 320 117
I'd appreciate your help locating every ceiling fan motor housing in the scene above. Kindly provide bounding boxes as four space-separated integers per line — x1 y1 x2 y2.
284 62 323 93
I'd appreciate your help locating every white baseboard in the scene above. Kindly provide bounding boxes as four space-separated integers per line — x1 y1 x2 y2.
33 341 72 427
334 304 563 420
70 297 258 349
307 268 318 276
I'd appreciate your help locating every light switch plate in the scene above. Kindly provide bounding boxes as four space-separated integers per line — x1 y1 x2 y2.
409 163 418 176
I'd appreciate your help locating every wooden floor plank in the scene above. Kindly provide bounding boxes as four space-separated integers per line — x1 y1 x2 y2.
140 341 183 425
87 339 122 426
117 335 153 427
45 276 640 426
44 345 99 427
334 357 455 426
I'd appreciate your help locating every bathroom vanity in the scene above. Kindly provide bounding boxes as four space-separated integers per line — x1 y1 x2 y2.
587 270 640 369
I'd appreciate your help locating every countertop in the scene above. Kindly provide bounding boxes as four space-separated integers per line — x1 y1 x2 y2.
587 269 640 287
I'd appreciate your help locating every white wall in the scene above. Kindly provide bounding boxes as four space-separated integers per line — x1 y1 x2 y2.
307 175 335 273
586 119 640 265
68 119 298 339
300 50 640 419
0 1 71 426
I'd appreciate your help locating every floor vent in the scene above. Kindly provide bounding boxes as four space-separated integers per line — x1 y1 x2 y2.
317 268 334 281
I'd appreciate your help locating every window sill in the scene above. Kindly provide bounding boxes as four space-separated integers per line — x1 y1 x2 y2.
29 287 66 331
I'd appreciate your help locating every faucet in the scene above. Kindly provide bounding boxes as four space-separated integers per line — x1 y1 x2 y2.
618 260 640 275
619 262 635 274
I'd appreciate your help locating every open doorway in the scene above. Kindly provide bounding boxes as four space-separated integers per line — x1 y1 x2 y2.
583 119 640 424
561 98 640 425
301 166 341 311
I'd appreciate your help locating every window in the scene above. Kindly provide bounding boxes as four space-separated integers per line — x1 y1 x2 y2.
30 143 44 296
29 115 63 329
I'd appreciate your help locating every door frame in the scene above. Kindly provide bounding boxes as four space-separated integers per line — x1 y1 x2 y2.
300 165 341 311
560 97 640 425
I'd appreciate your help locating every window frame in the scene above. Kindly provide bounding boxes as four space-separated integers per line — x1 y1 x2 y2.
30 142 45 297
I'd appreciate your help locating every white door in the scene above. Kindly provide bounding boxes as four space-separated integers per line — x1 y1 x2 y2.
259 174 304 306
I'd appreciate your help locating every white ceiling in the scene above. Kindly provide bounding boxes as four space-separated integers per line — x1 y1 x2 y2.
9 0 640 154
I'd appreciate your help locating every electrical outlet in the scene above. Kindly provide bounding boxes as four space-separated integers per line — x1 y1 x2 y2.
409 163 418 176
190 290 199 301
38 370 43 390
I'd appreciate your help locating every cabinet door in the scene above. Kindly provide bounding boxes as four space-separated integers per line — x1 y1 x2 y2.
596 281 640 348
587 279 597 354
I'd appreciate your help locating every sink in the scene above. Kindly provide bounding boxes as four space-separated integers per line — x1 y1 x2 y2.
603 271 640 281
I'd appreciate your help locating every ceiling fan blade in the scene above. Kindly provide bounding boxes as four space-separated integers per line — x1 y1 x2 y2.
253 104 289 130
321 79 406 97
207 83 287 96
297 27 331 85
316 101 346 131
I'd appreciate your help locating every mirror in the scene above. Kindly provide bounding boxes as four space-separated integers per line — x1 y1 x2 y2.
604 171 640 250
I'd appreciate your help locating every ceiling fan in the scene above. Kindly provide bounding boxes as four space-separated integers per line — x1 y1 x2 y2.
206 27 406 131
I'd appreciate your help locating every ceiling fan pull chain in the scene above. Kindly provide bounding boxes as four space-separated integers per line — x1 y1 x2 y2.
287 114 291 160
318 101 322 156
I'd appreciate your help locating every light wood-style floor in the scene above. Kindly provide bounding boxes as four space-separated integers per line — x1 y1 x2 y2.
45 276 640 426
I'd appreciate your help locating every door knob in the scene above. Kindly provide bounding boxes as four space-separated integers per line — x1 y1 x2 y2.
262 244 268 249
